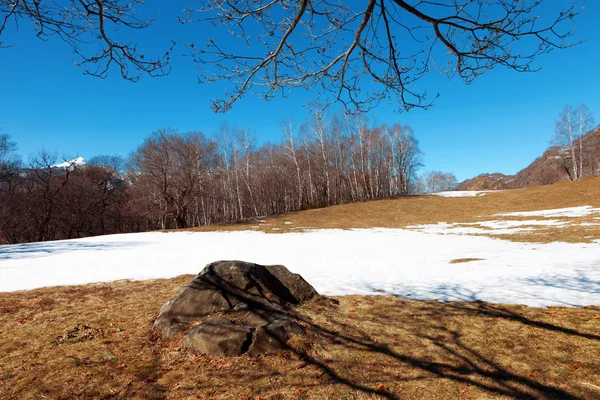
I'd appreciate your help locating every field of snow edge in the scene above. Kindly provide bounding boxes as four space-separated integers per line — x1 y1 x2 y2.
1 229 599 308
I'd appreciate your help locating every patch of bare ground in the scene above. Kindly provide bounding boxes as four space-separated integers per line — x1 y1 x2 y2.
183 176 600 243
1 277 599 399
450 258 485 264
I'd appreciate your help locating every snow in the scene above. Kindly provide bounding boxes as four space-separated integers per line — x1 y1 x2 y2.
430 190 500 198
1 229 599 308
407 222 534 235
476 220 568 228
496 206 600 218
52 157 85 169
408 219 568 236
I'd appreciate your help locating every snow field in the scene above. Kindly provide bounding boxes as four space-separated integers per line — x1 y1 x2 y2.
1 229 599 308
495 206 600 218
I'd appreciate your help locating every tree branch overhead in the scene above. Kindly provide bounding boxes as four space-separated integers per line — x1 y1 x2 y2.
1 0 583 111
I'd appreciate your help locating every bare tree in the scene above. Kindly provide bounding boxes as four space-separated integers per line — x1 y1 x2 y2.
553 105 578 180
281 118 303 209
422 170 457 193
236 127 259 217
575 104 595 178
28 150 78 241
383 124 422 194
184 0 581 113
553 104 595 180
129 128 215 229
305 107 332 206
88 154 125 175
0 132 21 181
86 154 127 234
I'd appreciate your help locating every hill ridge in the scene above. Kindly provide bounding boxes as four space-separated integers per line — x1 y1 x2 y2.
458 127 600 190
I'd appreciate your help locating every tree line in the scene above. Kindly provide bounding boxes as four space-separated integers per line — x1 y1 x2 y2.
0 113 455 244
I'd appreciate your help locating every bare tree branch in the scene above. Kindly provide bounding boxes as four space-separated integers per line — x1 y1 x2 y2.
0 0 173 81
1 1 584 111
185 0 582 113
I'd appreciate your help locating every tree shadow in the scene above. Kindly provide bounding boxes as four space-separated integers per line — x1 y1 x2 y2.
300 313 583 398
374 276 600 342
171 270 596 399
521 270 600 296
0 240 147 261
442 301 600 342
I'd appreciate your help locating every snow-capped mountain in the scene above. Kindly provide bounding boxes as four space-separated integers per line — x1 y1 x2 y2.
52 157 85 169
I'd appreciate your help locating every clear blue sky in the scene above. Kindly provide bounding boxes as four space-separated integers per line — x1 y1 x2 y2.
1 1 598 181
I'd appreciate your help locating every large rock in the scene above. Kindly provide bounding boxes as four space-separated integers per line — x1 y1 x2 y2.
247 318 305 355
183 317 254 357
154 260 318 356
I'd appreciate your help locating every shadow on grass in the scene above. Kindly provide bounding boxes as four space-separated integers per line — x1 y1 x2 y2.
287 310 583 399
381 279 600 342
172 268 596 399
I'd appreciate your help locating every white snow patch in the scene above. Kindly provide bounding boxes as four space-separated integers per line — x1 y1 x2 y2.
52 157 85 169
1 229 599 307
284 222 293 225
475 220 568 229
407 222 534 236
407 219 569 236
430 190 501 198
496 206 600 218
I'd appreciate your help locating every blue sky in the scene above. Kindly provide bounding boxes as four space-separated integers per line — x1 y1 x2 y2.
1 1 599 181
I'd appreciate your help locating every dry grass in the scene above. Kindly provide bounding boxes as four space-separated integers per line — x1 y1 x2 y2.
185 176 600 243
449 258 485 264
1 278 599 399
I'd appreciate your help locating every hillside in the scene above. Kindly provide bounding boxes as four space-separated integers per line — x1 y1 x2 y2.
187 176 600 244
458 127 600 190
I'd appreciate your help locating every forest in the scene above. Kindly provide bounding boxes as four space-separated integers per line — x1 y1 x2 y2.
0 113 457 244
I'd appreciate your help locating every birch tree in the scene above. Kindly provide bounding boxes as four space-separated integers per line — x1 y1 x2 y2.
553 105 594 180
575 104 595 178
281 118 303 209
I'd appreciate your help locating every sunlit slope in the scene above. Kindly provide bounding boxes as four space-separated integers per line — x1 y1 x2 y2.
187 176 600 243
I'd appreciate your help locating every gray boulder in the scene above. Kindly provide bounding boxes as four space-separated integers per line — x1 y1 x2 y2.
247 318 305 355
183 317 254 357
154 260 318 356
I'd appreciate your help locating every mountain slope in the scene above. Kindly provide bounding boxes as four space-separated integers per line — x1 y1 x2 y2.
458 127 600 190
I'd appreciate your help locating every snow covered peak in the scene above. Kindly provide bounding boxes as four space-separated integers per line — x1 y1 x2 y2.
52 157 85 169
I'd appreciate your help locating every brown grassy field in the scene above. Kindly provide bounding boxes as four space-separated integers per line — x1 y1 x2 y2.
2 178 600 399
187 176 600 243
1 277 599 400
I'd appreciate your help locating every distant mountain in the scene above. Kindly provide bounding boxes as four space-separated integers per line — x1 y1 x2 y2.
456 173 515 191
52 157 85 169
458 127 600 190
